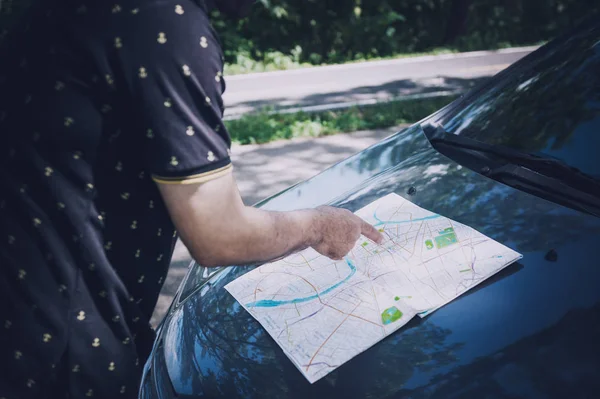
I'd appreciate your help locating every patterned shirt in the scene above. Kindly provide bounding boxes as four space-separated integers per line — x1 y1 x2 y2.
0 0 231 397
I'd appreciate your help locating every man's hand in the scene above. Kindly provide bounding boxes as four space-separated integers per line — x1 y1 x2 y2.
310 206 383 260
157 171 383 267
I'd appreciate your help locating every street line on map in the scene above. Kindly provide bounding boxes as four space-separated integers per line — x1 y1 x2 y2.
305 301 362 372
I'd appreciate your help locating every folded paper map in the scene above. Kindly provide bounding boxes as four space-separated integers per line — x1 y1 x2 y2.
225 193 522 383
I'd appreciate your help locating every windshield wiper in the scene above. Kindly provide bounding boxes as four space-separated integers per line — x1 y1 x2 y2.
423 124 600 217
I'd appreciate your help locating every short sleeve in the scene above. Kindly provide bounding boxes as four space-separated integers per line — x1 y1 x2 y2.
109 0 232 184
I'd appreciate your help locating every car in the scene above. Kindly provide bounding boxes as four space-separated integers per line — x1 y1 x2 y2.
140 17 600 399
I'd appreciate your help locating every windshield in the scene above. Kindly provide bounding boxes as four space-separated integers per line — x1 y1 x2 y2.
434 20 600 179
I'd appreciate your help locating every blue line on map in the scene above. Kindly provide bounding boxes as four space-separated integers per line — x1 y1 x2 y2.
373 210 441 227
246 258 357 308
373 210 384 224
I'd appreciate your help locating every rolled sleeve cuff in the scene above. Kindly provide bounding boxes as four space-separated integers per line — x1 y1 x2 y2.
152 158 232 185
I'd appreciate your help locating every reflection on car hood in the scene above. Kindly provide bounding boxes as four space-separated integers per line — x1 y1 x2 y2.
156 125 600 398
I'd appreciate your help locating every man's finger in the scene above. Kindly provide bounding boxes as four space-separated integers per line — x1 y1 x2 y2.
327 249 343 261
360 220 383 244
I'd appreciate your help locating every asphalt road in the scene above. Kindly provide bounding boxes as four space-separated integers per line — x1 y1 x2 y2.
223 46 538 118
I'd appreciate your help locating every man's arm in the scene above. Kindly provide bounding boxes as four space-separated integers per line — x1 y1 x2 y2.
157 171 382 267
101 2 382 265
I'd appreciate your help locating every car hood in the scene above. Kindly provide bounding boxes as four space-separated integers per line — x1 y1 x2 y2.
151 124 600 398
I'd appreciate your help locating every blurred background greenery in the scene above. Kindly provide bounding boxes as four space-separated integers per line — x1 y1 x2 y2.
212 0 599 74
2 0 598 73
2 0 598 144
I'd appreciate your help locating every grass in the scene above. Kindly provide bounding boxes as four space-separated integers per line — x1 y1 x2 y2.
224 49 312 76
223 48 458 76
225 95 457 145
223 42 545 76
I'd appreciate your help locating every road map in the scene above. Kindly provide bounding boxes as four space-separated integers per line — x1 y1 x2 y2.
225 193 522 383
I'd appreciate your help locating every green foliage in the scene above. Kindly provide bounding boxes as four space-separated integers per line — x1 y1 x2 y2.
212 0 599 72
224 49 312 75
225 96 456 145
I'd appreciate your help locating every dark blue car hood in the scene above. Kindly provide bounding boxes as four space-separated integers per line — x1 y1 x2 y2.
145 124 600 398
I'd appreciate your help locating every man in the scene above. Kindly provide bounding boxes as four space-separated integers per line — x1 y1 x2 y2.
0 0 382 397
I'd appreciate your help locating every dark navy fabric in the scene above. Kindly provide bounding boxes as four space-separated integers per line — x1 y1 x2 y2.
0 1 231 397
